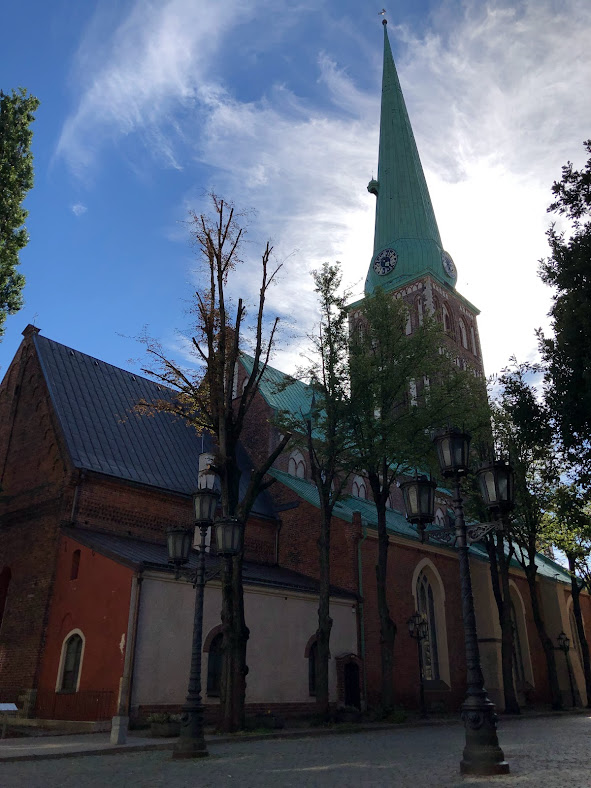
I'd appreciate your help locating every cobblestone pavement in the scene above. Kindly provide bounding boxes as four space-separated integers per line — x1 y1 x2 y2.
2 714 591 788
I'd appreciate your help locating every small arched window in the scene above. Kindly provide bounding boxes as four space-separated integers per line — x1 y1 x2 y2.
352 476 367 499
59 632 84 692
0 567 12 632
207 633 224 697
458 319 468 349
70 550 81 581
442 304 451 333
416 572 440 681
470 325 478 356
288 450 306 479
416 297 424 326
405 310 412 335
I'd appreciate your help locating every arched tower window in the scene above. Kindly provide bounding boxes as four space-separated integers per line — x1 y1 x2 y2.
352 476 367 499
287 450 306 479
405 310 412 335
207 632 224 697
416 296 424 326
470 325 478 357
458 319 468 349
416 572 440 680
442 304 451 333
0 567 12 632
57 631 84 692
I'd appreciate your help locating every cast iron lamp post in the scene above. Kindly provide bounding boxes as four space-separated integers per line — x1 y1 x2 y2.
407 611 429 718
167 489 242 759
557 631 577 707
401 428 511 775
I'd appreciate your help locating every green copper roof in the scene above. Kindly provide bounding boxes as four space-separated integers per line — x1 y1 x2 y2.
365 22 457 295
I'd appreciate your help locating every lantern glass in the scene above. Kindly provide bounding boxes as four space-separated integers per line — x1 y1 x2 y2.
433 428 471 477
167 526 192 566
214 517 242 556
193 488 220 523
400 476 436 525
477 461 514 512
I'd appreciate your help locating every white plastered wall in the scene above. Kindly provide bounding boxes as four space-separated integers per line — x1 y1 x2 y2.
131 575 358 708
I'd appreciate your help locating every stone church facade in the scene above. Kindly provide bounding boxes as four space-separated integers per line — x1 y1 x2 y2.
1 23 589 725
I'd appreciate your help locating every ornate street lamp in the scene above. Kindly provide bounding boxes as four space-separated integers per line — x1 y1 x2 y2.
557 631 577 707
400 475 436 542
168 485 220 760
429 427 509 775
476 460 514 517
214 517 243 557
407 612 429 718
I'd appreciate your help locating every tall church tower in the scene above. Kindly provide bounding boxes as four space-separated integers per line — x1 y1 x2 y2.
356 20 484 377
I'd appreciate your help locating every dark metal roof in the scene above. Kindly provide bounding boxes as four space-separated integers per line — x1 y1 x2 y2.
34 334 275 519
63 527 357 599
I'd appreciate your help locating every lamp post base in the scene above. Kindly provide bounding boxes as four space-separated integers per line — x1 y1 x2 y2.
459 699 509 775
172 736 209 760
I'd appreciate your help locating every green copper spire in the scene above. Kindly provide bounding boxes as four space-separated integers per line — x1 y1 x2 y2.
365 20 458 294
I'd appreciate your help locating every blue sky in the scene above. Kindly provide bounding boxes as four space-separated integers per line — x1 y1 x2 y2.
1 0 590 382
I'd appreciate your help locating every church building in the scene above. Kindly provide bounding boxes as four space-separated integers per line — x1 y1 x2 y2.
0 22 588 727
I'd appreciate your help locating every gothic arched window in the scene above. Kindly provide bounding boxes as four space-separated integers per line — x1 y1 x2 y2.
207 633 224 697
352 476 367 499
288 450 306 479
458 319 468 349
58 632 84 692
442 304 451 333
416 572 440 681
416 296 424 326
470 325 478 357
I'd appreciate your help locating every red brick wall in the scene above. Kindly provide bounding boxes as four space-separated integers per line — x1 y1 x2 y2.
36 536 133 699
0 330 74 693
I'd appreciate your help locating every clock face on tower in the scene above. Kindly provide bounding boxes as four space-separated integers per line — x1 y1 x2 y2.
373 248 398 276
442 251 456 278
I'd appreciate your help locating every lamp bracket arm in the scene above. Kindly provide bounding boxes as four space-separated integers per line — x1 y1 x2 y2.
466 522 503 544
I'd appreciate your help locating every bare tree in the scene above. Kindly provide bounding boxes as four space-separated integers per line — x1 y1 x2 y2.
140 195 291 731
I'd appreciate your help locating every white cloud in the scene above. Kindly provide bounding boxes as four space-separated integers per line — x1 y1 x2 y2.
57 0 591 379
71 203 87 216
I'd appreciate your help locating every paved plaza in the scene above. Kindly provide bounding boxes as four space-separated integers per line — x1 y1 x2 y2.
1 714 591 788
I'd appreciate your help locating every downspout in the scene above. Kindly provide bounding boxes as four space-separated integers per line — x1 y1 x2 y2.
357 516 368 707
110 568 143 744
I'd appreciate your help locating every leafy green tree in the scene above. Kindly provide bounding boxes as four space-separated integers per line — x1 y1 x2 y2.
491 360 563 709
539 141 591 477
140 195 291 731
348 288 489 711
279 262 353 719
545 484 591 707
0 88 39 339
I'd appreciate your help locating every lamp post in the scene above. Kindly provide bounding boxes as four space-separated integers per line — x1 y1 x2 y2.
557 631 577 707
401 429 511 775
167 488 242 759
407 611 429 718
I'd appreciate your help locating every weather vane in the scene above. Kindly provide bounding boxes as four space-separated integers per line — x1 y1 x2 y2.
378 8 387 24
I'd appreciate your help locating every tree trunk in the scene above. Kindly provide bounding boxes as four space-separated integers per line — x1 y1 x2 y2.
230 552 249 730
484 535 519 713
316 498 332 719
375 502 396 712
219 556 235 732
525 566 562 710
496 536 520 714
568 554 591 707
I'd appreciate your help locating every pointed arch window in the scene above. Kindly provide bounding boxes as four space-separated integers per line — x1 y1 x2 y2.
416 572 440 681
288 450 306 479
405 311 412 335
58 632 84 693
352 476 367 499
416 296 424 326
207 633 224 697
442 304 451 333
470 325 478 356
458 319 468 349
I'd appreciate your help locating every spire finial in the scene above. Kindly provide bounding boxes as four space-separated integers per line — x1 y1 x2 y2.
378 8 387 24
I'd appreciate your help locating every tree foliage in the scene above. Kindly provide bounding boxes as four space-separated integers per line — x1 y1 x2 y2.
539 141 591 474
0 88 39 339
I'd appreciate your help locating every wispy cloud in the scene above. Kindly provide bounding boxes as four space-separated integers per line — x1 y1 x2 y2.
56 0 591 378
71 203 87 216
